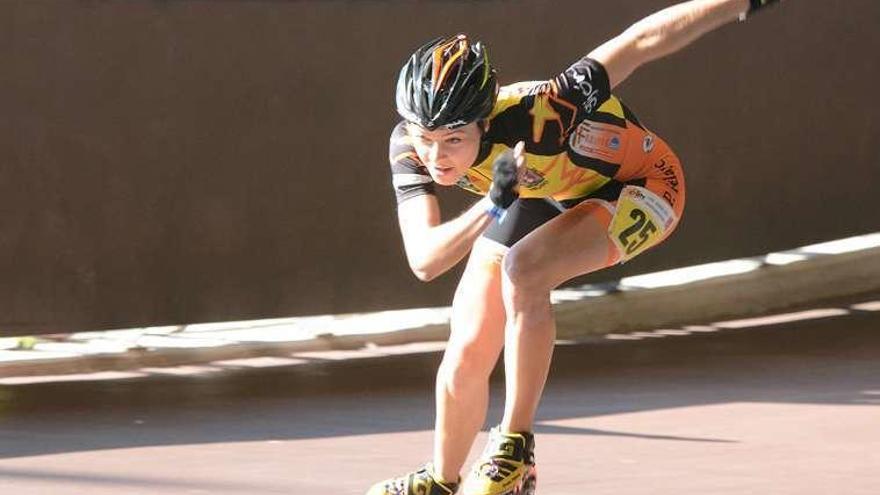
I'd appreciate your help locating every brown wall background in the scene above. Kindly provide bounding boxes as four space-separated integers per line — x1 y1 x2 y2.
1 1 878 336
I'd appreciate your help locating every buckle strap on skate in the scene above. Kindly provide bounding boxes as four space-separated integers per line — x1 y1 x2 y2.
416 464 459 495
485 428 535 463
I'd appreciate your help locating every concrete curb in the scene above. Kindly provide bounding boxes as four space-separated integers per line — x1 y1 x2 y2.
0 325 453 379
2 238 879 379
554 245 880 339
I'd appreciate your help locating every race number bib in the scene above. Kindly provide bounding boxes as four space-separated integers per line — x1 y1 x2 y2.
609 186 677 262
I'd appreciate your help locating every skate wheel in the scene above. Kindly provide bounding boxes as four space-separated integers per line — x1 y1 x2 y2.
516 471 537 495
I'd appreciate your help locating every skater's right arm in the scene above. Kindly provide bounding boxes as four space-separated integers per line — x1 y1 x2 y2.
394 144 524 283
397 194 498 282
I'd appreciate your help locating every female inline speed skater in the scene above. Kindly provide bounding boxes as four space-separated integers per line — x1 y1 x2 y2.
369 1 783 494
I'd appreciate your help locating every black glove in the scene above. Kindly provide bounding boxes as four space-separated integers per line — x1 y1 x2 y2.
748 0 781 15
489 150 519 209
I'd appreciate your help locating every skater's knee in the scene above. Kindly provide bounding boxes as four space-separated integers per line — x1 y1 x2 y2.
502 247 552 299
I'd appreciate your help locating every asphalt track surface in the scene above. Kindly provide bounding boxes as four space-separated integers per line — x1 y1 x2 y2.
1 293 879 495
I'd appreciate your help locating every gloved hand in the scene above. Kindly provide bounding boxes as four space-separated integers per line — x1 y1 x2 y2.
489 141 525 210
748 0 782 15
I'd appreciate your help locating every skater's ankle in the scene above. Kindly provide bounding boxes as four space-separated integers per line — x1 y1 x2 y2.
429 463 460 488
498 422 533 435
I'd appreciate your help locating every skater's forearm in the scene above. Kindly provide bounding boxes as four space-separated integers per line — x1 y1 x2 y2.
398 195 496 282
625 0 748 61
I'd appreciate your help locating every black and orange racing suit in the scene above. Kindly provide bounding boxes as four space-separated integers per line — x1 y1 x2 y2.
389 58 685 264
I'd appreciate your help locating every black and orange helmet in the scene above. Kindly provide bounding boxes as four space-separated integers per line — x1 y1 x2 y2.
396 34 498 130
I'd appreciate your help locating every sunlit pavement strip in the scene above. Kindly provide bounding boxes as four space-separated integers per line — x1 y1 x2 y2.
0 343 451 385
1 232 879 381
603 307 858 341
851 301 880 312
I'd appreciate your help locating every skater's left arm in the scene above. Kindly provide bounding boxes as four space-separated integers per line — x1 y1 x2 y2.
588 0 782 89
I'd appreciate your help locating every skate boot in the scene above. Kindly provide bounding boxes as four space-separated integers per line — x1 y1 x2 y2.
366 463 460 495
462 427 537 495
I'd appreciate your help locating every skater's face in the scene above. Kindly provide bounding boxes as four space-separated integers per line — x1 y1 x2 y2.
407 121 482 186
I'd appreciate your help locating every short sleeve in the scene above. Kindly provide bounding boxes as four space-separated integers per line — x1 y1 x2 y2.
389 121 435 204
551 57 612 116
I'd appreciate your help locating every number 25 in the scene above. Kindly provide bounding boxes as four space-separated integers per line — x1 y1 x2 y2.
618 208 657 254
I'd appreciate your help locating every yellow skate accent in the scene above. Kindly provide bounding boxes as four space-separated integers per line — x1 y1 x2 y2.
366 463 459 495
462 428 535 495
